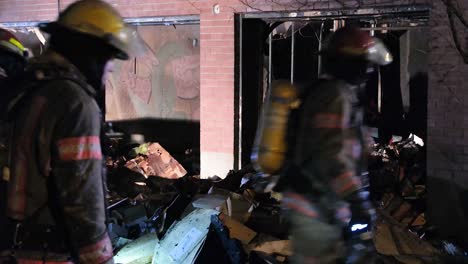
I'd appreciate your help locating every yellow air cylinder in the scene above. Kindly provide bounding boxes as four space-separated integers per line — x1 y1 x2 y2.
251 80 299 174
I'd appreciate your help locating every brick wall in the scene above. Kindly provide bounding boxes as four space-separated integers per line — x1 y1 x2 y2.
0 1 467 195
426 0 468 245
0 0 57 21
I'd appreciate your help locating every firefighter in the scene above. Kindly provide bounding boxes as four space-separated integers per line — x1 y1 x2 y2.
0 28 28 111
0 1 144 263
278 26 393 263
0 28 27 233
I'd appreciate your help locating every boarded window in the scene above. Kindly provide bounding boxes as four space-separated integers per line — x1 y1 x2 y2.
106 24 200 121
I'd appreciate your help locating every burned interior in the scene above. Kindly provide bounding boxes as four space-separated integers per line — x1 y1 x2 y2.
1 1 468 264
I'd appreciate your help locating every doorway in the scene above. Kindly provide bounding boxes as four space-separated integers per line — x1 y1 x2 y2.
235 5 430 169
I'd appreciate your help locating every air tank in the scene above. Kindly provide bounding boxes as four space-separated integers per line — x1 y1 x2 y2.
251 80 299 175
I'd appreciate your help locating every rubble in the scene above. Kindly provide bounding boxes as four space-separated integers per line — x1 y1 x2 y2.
102 137 265 261
219 213 257 244
105 134 467 264
369 134 468 263
105 138 291 263
151 209 218 264
125 142 187 179
206 214 248 264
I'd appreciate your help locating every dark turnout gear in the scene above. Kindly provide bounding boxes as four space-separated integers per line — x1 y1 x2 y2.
0 29 27 247
0 51 113 264
346 190 376 225
0 1 139 263
284 78 366 198
279 77 369 263
278 26 393 264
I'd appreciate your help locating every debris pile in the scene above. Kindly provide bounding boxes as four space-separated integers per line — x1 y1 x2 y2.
369 134 426 233
105 139 291 264
369 134 468 263
105 133 468 263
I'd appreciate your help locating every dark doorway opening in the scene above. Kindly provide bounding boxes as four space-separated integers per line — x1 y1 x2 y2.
235 6 429 168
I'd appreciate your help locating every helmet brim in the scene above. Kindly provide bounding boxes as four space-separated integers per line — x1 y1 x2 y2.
38 21 59 34
366 39 393 66
319 38 393 66
39 21 129 60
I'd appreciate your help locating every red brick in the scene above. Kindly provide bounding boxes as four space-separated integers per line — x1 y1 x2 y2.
200 26 234 34
201 19 235 27
201 33 235 40
0 0 460 178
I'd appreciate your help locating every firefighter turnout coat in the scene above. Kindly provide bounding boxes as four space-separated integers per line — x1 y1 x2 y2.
1 50 113 264
281 76 367 218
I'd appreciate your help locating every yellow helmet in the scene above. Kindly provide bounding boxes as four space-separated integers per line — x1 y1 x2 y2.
40 0 145 60
0 28 26 59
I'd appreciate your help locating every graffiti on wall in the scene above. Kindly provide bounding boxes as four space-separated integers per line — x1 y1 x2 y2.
106 24 200 121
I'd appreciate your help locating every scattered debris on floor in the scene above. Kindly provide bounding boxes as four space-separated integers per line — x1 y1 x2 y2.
125 142 187 179
105 139 292 263
105 135 467 263
152 209 218 264
370 134 468 263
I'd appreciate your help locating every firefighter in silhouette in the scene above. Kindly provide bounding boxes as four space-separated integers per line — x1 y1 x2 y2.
0 1 145 263
277 26 393 263
0 28 28 248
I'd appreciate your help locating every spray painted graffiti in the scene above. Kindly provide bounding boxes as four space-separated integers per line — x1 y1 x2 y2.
106 24 200 121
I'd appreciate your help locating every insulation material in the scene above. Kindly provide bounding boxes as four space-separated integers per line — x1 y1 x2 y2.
125 142 187 179
151 209 219 264
106 24 200 121
114 233 159 264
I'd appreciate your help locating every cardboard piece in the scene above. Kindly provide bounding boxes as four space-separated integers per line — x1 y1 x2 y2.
229 192 253 223
219 213 257 244
374 219 439 258
200 188 255 223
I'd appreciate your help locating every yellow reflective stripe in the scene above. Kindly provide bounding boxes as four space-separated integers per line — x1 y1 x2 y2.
9 37 24 51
